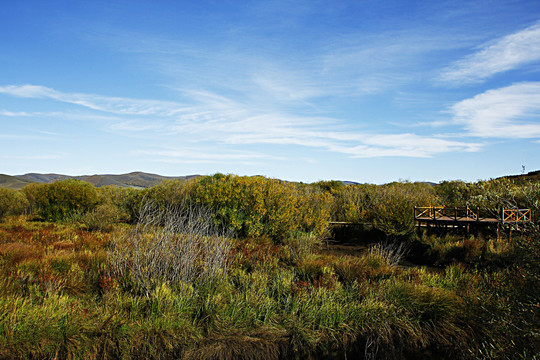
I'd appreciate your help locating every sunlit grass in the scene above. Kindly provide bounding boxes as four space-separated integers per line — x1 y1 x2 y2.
0 217 537 359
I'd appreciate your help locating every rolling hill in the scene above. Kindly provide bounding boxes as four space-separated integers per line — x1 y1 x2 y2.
0 174 33 190
503 169 540 183
0 172 200 190
2 170 538 191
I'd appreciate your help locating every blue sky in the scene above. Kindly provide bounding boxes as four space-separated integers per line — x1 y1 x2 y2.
1 0 540 183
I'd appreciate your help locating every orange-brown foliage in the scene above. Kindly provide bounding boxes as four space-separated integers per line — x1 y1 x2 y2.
52 241 75 251
0 242 42 265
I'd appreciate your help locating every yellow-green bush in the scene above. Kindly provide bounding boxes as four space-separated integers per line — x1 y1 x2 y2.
330 182 439 237
0 188 28 221
97 185 141 223
145 179 198 209
193 174 331 241
435 180 482 207
79 203 124 231
28 179 100 221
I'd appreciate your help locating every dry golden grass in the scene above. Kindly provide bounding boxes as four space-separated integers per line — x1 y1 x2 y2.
51 240 75 251
0 242 42 265
184 328 287 360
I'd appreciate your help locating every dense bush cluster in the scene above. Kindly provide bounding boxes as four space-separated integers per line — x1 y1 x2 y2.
193 174 331 240
3 175 539 240
23 179 100 221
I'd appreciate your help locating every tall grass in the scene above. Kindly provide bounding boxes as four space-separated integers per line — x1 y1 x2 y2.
369 240 409 266
0 216 537 359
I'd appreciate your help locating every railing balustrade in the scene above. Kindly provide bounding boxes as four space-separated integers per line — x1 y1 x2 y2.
414 206 531 224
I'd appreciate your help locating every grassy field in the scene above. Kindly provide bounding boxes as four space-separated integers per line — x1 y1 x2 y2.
0 215 537 359
0 175 538 359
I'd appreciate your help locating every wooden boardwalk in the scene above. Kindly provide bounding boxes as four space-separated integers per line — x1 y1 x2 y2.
414 206 531 232
328 207 531 236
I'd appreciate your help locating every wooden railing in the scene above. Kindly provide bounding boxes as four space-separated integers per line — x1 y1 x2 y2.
502 209 531 223
414 206 481 221
415 206 532 224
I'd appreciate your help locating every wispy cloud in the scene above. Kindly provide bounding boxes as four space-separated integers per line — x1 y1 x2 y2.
34 130 67 137
133 148 273 165
440 21 540 84
0 154 64 160
451 82 540 138
357 134 481 158
169 89 481 158
0 84 189 116
0 133 60 141
94 25 473 104
0 110 35 117
109 120 165 132
0 83 482 159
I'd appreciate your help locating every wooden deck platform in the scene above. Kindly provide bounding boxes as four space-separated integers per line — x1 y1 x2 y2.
414 207 531 232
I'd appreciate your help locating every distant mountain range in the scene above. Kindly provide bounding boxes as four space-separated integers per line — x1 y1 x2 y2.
0 170 538 190
0 172 200 190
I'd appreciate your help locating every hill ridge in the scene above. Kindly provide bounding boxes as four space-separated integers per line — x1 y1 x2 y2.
0 172 200 190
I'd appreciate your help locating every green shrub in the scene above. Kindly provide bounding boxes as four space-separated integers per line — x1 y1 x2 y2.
0 188 28 221
80 203 124 231
98 185 141 223
193 174 331 241
145 179 198 209
30 179 100 221
283 232 320 263
20 182 41 215
435 180 482 207
331 182 439 237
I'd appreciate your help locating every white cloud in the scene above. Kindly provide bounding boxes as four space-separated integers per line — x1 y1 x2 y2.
35 130 66 137
440 21 540 84
133 148 272 164
0 83 482 159
97 26 472 104
451 82 540 138
168 90 481 158
0 133 60 141
109 121 164 132
358 134 481 157
0 84 189 116
0 110 34 117
0 154 63 160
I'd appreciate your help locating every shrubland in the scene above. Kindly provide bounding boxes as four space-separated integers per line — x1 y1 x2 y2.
192 174 331 240
0 188 28 221
0 175 537 359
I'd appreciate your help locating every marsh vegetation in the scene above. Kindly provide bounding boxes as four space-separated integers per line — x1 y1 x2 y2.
0 175 538 359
